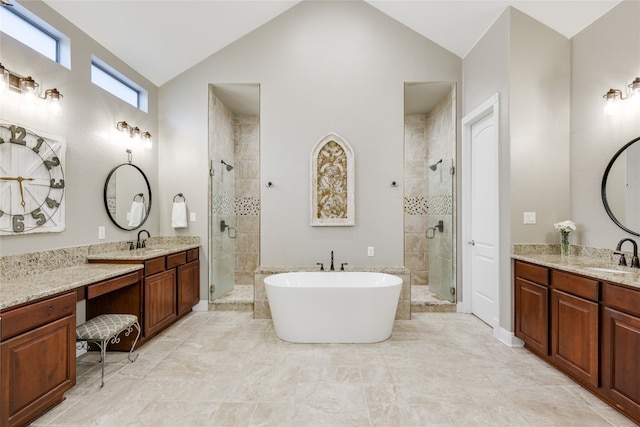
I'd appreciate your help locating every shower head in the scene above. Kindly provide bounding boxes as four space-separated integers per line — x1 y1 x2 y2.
429 159 443 171
220 160 234 171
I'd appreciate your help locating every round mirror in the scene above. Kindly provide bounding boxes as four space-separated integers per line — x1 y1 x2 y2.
602 136 640 237
103 163 152 230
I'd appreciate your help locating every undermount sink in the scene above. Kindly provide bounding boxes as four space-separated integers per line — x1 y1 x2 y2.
584 267 633 275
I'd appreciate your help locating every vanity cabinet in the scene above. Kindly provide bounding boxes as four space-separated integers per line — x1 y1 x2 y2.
0 292 76 427
513 258 640 424
177 251 200 316
514 261 550 356
145 268 177 337
550 270 599 386
602 282 640 420
89 248 200 342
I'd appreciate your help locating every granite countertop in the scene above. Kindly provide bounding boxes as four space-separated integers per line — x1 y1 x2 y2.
0 263 144 311
86 243 200 262
512 253 640 290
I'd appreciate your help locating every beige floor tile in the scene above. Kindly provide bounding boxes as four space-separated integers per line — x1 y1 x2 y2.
29 310 638 427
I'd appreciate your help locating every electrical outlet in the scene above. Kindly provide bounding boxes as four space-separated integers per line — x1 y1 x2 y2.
367 246 374 256
523 212 536 224
190 212 196 222
98 226 105 239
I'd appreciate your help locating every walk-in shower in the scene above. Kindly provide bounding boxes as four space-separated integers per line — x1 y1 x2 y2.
404 82 456 303
209 83 260 301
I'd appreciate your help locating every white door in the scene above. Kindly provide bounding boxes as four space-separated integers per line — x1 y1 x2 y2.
462 94 500 328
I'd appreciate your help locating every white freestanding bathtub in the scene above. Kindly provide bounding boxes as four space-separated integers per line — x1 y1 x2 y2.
264 272 402 343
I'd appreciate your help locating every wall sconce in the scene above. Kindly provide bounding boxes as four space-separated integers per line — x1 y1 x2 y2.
115 120 152 149
0 63 63 112
603 76 640 115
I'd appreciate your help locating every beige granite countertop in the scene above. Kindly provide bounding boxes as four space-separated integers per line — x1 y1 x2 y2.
86 243 200 262
512 253 640 289
0 263 144 311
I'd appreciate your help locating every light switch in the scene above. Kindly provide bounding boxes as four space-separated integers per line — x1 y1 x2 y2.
190 212 196 222
523 212 536 224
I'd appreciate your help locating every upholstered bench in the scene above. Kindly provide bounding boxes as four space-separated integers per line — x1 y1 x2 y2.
76 314 141 387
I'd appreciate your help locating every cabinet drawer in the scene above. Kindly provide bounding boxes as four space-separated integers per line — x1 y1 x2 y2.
1 292 76 341
87 271 141 299
515 261 549 285
145 257 166 276
551 270 598 301
603 283 640 317
166 251 186 268
186 248 199 262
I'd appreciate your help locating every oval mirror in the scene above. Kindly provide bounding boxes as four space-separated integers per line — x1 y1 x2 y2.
103 163 152 230
601 135 640 237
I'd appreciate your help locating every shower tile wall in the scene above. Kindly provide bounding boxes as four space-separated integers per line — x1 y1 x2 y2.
234 115 260 285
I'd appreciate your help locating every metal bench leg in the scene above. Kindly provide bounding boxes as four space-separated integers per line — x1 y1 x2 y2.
127 321 141 363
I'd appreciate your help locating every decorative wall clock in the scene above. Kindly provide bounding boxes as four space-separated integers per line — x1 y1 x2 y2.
0 122 66 235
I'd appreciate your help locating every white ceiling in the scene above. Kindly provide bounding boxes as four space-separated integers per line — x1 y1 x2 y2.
40 0 621 88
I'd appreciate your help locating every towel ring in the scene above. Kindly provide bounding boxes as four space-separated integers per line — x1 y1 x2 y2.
173 193 186 202
133 193 145 202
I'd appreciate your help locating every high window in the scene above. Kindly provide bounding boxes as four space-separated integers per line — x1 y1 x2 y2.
0 3 70 68
91 57 148 112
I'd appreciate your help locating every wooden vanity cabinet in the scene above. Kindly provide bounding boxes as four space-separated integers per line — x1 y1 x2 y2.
0 292 76 427
550 270 599 386
144 268 177 337
514 261 550 356
177 249 200 316
602 282 640 420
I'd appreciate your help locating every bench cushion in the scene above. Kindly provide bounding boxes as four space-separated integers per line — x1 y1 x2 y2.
76 314 138 341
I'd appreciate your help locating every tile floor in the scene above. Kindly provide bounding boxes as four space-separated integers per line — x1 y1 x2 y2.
32 311 636 427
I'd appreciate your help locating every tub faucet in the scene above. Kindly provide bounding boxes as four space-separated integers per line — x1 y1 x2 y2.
614 238 639 268
137 229 150 249
330 250 335 271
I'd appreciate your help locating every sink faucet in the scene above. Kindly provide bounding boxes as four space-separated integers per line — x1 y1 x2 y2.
137 229 150 249
330 250 335 271
614 238 640 268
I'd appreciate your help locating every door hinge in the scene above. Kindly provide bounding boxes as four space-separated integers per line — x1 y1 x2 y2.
450 165 455 175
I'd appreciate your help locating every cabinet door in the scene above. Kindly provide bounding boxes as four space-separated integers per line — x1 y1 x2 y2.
515 278 548 356
144 269 177 337
1 315 76 427
602 307 640 420
177 260 200 316
550 289 598 386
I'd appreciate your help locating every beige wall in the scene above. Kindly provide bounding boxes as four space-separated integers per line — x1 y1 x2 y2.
570 0 640 248
1 1 159 256
159 0 462 298
463 8 570 332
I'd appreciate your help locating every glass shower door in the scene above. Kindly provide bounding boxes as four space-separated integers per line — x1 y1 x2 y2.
209 159 235 300
426 158 455 302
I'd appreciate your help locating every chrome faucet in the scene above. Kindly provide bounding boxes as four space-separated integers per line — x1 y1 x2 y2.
137 229 150 249
330 250 335 271
614 238 639 268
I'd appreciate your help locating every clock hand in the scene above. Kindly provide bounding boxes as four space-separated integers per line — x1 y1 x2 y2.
0 176 35 210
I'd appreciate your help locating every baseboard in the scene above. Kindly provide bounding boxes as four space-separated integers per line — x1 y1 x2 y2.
493 326 524 347
192 300 209 312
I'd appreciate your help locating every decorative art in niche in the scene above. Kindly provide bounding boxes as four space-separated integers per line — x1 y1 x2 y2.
311 133 354 226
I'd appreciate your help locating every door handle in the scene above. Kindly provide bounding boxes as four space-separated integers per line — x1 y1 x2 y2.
468 240 475 246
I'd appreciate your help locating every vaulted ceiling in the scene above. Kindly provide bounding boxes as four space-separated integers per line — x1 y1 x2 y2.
42 0 621 87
